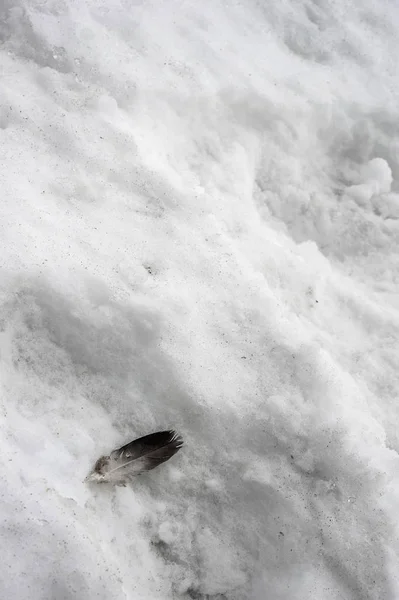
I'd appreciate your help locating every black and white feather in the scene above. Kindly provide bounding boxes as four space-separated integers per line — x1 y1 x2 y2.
85 430 183 485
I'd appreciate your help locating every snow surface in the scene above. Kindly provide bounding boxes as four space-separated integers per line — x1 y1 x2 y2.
1 0 399 599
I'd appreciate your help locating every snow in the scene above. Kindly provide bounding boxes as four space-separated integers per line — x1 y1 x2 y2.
345 158 393 206
1 0 399 598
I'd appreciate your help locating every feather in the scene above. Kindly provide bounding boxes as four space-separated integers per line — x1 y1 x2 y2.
85 430 183 485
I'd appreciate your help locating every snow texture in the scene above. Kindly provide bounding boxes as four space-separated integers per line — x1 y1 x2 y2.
1 0 399 599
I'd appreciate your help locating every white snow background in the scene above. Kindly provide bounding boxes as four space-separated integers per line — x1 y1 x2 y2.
1 0 399 599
